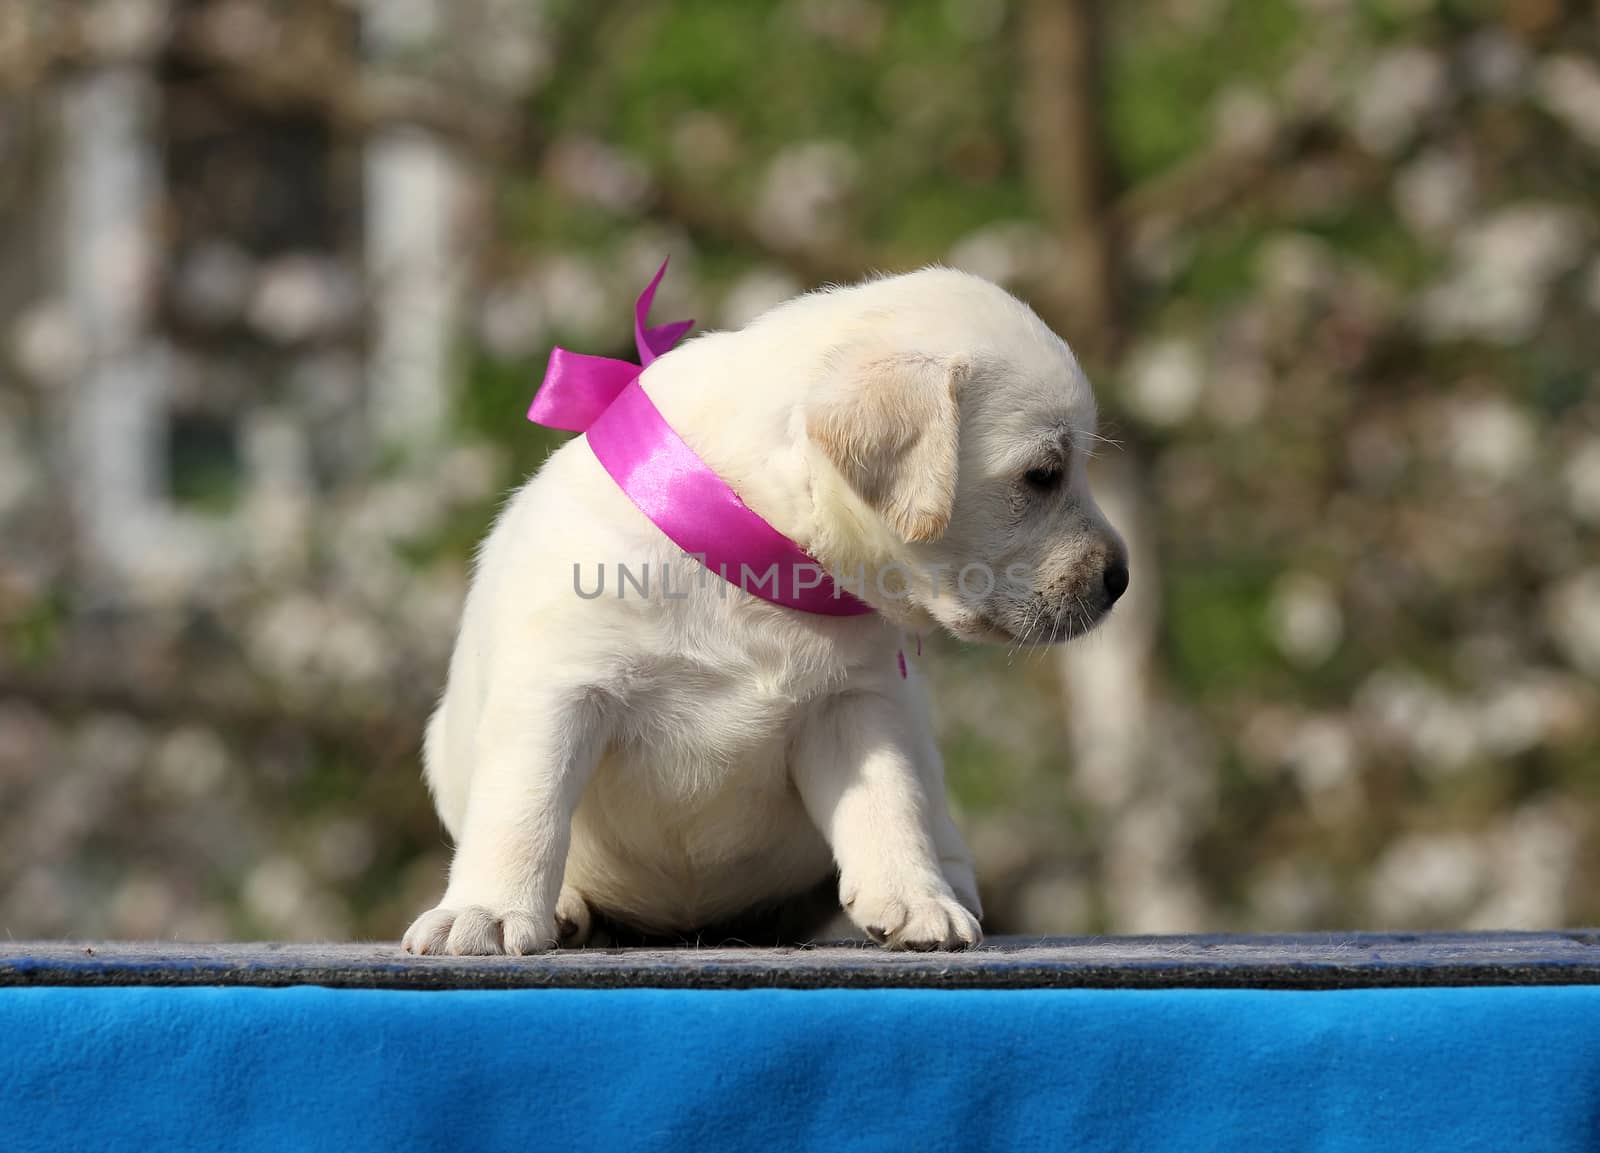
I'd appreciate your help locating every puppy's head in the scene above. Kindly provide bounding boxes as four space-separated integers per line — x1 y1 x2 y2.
805 269 1127 645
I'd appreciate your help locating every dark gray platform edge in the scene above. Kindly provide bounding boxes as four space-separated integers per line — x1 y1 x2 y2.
3 932 1599 991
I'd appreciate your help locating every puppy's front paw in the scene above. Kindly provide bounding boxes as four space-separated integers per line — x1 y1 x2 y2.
401 904 558 956
843 880 982 952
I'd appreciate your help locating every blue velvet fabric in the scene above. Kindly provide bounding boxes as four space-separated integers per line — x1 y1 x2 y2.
3 985 1599 1151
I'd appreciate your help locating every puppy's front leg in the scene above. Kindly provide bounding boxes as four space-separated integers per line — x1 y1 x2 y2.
792 692 982 951
403 687 606 956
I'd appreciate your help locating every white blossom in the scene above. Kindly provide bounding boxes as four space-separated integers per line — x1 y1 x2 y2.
1250 859 1334 929
242 410 313 579
797 0 887 53
10 302 83 387
1257 234 1335 301
1393 148 1473 240
1124 337 1204 428
249 254 359 344
1535 56 1600 151
243 855 312 927
152 725 231 799
361 0 439 54
82 0 170 58
1467 804 1576 930
1286 716 1360 824
439 442 505 504
1479 675 1565 759
172 243 256 327
670 112 738 174
755 141 858 250
110 873 177 937
468 0 551 95
1357 668 1482 775
1420 204 1589 344
1016 873 1090 934
1350 47 1446 155
313 816 378 881
537 254 609 340
1104 799 1209 933
720 268 803 330
1448 396 1535 485
1370 832 1486 926
1213 85 1277 156
1204 358 1267 427
1564 438 1600 525
1269 573 1344 666
947 222 1052 288
543 135 651 214
477 275 549 360
249 595 390 690
1544 571 1600 679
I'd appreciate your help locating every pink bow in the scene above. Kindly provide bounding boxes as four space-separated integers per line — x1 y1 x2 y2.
528 260 873 618
527 261 693 430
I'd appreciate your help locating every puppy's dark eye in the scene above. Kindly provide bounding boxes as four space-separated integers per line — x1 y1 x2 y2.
1024 466 1063 492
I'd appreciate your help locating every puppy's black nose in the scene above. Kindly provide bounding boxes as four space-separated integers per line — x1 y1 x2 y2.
1102 560 1129 604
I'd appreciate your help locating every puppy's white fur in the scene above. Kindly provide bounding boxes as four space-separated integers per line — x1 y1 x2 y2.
403 269 1125 955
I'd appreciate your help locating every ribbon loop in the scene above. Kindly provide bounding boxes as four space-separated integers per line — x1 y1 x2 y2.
526 349 641 431
633 260 694 365
527 258 692 428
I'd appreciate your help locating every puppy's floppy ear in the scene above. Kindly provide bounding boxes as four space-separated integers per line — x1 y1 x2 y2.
806 349 967 544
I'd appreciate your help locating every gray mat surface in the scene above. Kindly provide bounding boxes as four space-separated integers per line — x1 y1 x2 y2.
4 932 1598 990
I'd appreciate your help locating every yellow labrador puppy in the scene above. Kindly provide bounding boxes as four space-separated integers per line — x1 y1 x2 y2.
403 268 1128 955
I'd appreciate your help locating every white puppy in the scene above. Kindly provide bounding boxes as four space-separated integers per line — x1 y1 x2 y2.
403 268 1127 955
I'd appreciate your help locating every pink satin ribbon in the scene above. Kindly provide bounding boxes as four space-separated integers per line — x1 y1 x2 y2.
528 260 872 617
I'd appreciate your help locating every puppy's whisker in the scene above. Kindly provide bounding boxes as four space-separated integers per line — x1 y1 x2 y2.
1025 605 1051 661
1007 599 1043 662
1034 609 1055 663
1012 612 1032 659
1026 602 1050 651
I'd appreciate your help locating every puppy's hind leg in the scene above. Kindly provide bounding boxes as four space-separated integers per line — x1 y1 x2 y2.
555 885 594 948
